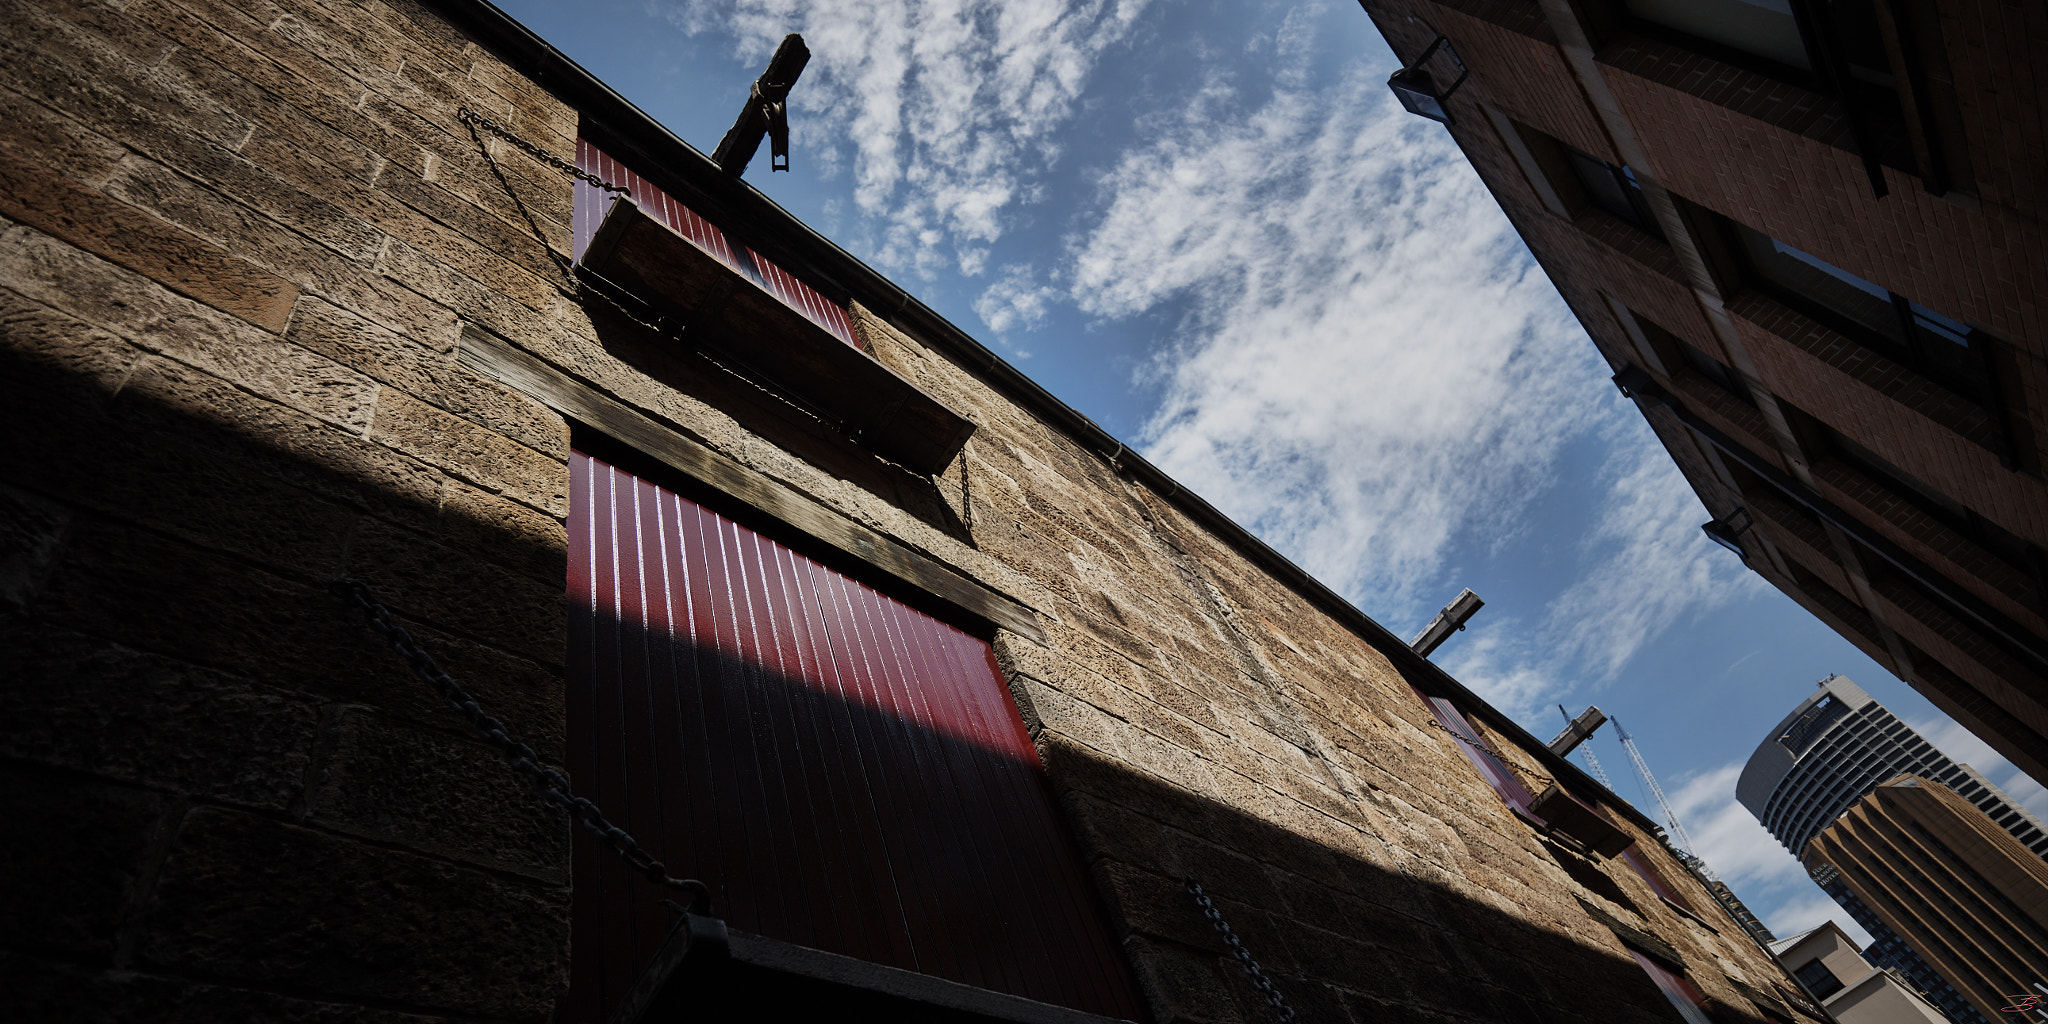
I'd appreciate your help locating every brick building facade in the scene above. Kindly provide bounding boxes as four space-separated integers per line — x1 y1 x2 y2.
3 0 1827 1021
1351 0 2047 785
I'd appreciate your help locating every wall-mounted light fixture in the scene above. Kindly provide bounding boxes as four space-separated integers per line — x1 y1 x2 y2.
1387 36 1469 125
1701 508 1754 557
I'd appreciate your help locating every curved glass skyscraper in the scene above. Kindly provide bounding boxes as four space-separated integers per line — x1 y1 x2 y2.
1739 675 2048 1024
1737 676 2048 860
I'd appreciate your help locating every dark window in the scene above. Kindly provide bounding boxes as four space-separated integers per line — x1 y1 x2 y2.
1794 959 1844 999
1560 146 1665 240
1625 0 1809 75
1730 223 2037 471
1779 695 1851 755
1800 410 2048 581
1733 225 1987 397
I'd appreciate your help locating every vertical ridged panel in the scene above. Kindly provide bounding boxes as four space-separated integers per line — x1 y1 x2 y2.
564 453 1146 1022
573 140 860 348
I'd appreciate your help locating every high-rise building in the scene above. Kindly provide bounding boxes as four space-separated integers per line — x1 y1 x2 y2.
1809 775 2048 1022
1739 676 2048 859
1738 675 2046 1024
1351 0 2048 781
1810 861 1987 1024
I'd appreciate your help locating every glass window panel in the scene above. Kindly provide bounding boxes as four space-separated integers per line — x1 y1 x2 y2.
1563 148 1636 221
1627 0 1810 70
1910 301 1972 347
1736 226 1905 344
1794 959 1845 998
1562 148 1663 239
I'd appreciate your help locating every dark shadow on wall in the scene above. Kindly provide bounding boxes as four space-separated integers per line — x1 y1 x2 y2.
0 347 1759 1024
0 342 576 1022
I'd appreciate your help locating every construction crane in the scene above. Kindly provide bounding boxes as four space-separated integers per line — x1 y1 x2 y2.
1559 705 1614 789
1614 717 1715 880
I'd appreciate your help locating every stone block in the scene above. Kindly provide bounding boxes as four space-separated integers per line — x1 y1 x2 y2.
0 949 462 1023
0 768 169 957
25 0 182 65
373 236 566 363
0 81 128 184
102 146 384 264
1122 935 1245 1024
0 280 145 399
108 356 443 532
368 387 568 516
23 515 561 749
1093 860 1227 952
138 806 568 1022
288 297 568 459
3 0 250 144
307 707 568 882
342 516 566 668
0 230 375 433
0 370 359 579
0 620 318 810
0 151 298 332
436 479 567 585
0 481 70 611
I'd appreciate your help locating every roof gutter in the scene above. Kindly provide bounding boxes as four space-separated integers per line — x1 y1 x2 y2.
426 0 1656 835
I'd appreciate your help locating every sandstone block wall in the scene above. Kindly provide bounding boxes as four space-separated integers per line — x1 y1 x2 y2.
2 0 1805 1021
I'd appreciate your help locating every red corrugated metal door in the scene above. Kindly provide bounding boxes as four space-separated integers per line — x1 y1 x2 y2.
562 451 1145 1022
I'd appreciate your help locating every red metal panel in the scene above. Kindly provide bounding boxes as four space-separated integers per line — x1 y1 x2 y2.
573 140 860 349
564 453 1146 1022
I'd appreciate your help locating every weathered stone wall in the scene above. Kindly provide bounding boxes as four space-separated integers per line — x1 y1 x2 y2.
1 0 1807 1021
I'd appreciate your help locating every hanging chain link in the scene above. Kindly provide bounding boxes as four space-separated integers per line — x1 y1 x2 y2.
331 578 710 912
1187 878 1297 1023
1428 718 1554 791
457 108 630 195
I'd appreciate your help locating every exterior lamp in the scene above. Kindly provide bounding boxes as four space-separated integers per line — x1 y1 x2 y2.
1700 508 1754 557
1387 36 1469 124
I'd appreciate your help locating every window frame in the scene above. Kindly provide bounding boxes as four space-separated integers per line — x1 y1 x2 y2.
1719 219 2035 471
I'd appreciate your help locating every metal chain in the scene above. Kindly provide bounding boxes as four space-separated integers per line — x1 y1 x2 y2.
1186 878 1297 1023
331 578 710 912
457 108 630 195
1429 718 1554 791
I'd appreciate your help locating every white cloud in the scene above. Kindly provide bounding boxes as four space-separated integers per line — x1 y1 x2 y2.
669 0 1152 276
1078 73 1599 610
1766 890 1873 948
1662 761 1876 944
973 263 1058 338
1670 763 1804 887
1062 59 1750 714
1540 444 1762 679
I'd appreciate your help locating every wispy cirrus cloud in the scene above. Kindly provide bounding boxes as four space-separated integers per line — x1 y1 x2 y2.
1056 51 1749 715
1073 71 1598 607
666 0 1152 277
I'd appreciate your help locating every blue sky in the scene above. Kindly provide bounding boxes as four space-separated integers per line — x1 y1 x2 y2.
494 0 2045 946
